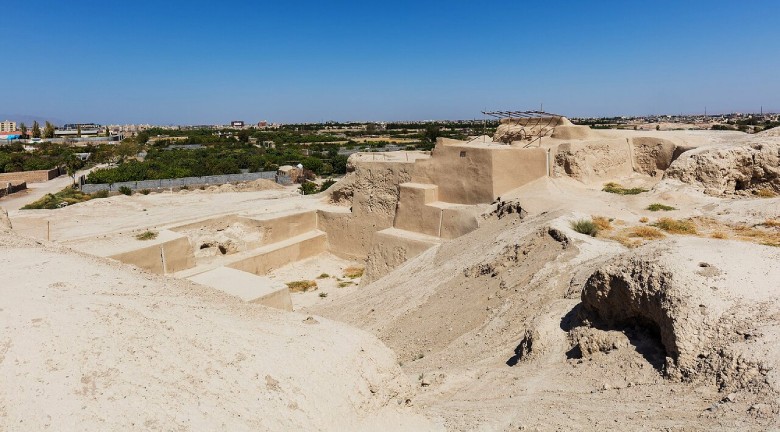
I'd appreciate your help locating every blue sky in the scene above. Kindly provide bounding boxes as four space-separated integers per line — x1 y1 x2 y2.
3 0 779 124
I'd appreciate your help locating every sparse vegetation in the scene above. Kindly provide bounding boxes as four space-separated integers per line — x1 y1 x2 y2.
759 219 780 228
319 292 328 298
338 281 353 288
639 217 649 223
135 230 158 241
286 280 318 292
317 273 330 279
647 203 676 212
652 218 698 234
118 186 133 196
627 226 665 239
91 190 109 199
602 182 648 195
140 189 151 195
343 266 364 279
21 187 94 210
571 219 599 237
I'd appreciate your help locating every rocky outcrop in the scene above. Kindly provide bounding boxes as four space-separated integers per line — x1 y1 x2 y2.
663 142 780 195
580 238 780 394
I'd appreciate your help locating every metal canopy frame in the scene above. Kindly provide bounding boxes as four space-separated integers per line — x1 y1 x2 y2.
481 110 563 147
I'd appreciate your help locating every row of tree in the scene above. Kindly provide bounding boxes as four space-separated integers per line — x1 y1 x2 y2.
16 121 57 139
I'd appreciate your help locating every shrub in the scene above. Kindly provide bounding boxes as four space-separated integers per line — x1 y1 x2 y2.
118 186 132 195
571 219 599 237
319 179 337 192
135 230 158 241
652 218 697 234
91 190 109 199
602 182 648 195
338 281 353 288
317 273 330 279
343 266 364 279
647 203 676 212
286 280 317 292
639 217 649 223
299 181 319 195
140 189 151 195
319 292 328 298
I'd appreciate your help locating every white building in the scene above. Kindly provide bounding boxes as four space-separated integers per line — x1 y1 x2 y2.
0 120 17 132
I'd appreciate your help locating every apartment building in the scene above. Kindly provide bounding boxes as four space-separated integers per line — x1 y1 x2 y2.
0 120 17 132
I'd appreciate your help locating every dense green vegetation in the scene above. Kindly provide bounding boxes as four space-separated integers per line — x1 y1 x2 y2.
86 141 350 184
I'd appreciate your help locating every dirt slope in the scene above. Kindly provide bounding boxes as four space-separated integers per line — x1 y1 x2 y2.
0 232 438 431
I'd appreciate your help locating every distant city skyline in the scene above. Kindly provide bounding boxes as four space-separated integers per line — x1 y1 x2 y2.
4 0 779 125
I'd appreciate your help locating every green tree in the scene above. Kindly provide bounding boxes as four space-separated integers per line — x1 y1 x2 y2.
423 124 441 144
76 125 82 138
43 121 55 139
105 126 110 137
31 121 41 138
20 123 27 137
60 151 85 186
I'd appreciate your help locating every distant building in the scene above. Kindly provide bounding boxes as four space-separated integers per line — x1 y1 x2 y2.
55 123 103 137
257 120 268 128
0 120 17 132
231 120 245 128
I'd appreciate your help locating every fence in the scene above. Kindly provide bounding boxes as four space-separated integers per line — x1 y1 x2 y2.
80 171 278 193
0 181 27 198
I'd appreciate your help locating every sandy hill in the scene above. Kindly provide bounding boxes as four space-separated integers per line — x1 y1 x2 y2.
0 229 437 431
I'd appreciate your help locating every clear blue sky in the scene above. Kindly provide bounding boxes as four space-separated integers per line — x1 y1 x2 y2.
3 0 779 124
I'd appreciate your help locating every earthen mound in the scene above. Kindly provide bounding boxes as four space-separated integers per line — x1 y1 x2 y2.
0 230 436 430
580 237 780 395
663 142 780 195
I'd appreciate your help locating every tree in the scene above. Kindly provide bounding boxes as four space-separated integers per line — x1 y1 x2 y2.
115 140 139 162
20 123 27 137
105 127 110 137
60 151 85 186
43 121 55 139
424 124 441 144
76 125 82 138
31 121 41 138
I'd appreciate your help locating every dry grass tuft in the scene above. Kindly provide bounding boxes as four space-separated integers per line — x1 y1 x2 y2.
759 219 780 228
653 218 698 235
710 231 728 239
338 281 353 288
754 188 777 198
627 226 666 239
343 266 364 279
286 280 318 292
592 216 613 231
639 217 649 223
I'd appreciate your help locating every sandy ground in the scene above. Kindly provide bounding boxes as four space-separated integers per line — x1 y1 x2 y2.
3 129 780 430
